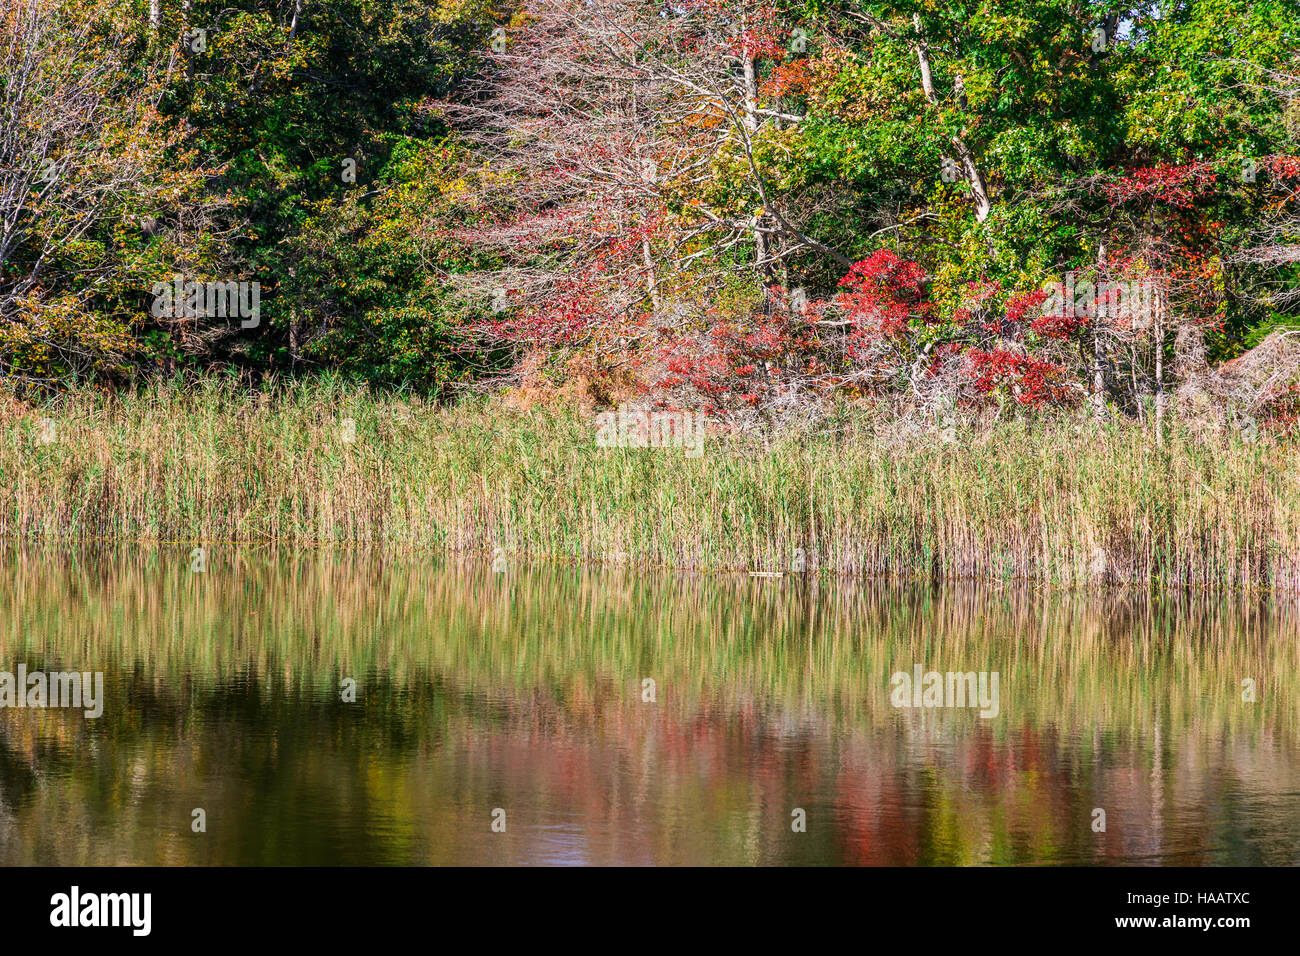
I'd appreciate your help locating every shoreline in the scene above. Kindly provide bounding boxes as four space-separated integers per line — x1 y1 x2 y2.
2 542 1299 596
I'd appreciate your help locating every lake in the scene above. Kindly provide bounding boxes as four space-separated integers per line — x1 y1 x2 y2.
1 548 1297 865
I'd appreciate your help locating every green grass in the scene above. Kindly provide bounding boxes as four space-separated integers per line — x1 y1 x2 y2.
3 376 1299 590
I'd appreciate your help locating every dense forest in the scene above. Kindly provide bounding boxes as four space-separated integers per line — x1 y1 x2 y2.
2 0 1298 431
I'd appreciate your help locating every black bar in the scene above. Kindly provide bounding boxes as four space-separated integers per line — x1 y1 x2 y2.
0 865 1275 942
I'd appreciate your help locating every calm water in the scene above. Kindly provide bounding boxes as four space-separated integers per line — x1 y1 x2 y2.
0 549 1297 865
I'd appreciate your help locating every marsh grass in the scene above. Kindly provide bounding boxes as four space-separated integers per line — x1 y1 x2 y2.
3 377 1299 590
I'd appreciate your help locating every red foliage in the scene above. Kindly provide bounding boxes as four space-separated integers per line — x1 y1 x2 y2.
1029 311 1087 340
835 250 932 339
653 312 810 413
964 348 1074 407
1006 288 1087 339
472 280 608 347
1004 289 1048 325
729 29 786 59
761 60 812 98
1264 155 1300 179
1104 162 1218 208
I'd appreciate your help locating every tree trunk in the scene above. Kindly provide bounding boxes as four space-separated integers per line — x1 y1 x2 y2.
742 53 772 298
181 0 194 78
914 16 991 221
1091 245 1107 417
642 235 661 315
630 86 661 316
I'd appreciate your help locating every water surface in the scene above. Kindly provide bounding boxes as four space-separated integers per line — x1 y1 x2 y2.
1 549 1297 865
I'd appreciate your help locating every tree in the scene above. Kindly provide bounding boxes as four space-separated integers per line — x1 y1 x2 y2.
0 0 210 387
447 0 859 381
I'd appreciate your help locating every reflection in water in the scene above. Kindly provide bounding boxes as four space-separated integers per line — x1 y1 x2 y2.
0 547 1297 865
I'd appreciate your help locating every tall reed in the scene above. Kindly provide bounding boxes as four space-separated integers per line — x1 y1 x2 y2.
3 378 1298 590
